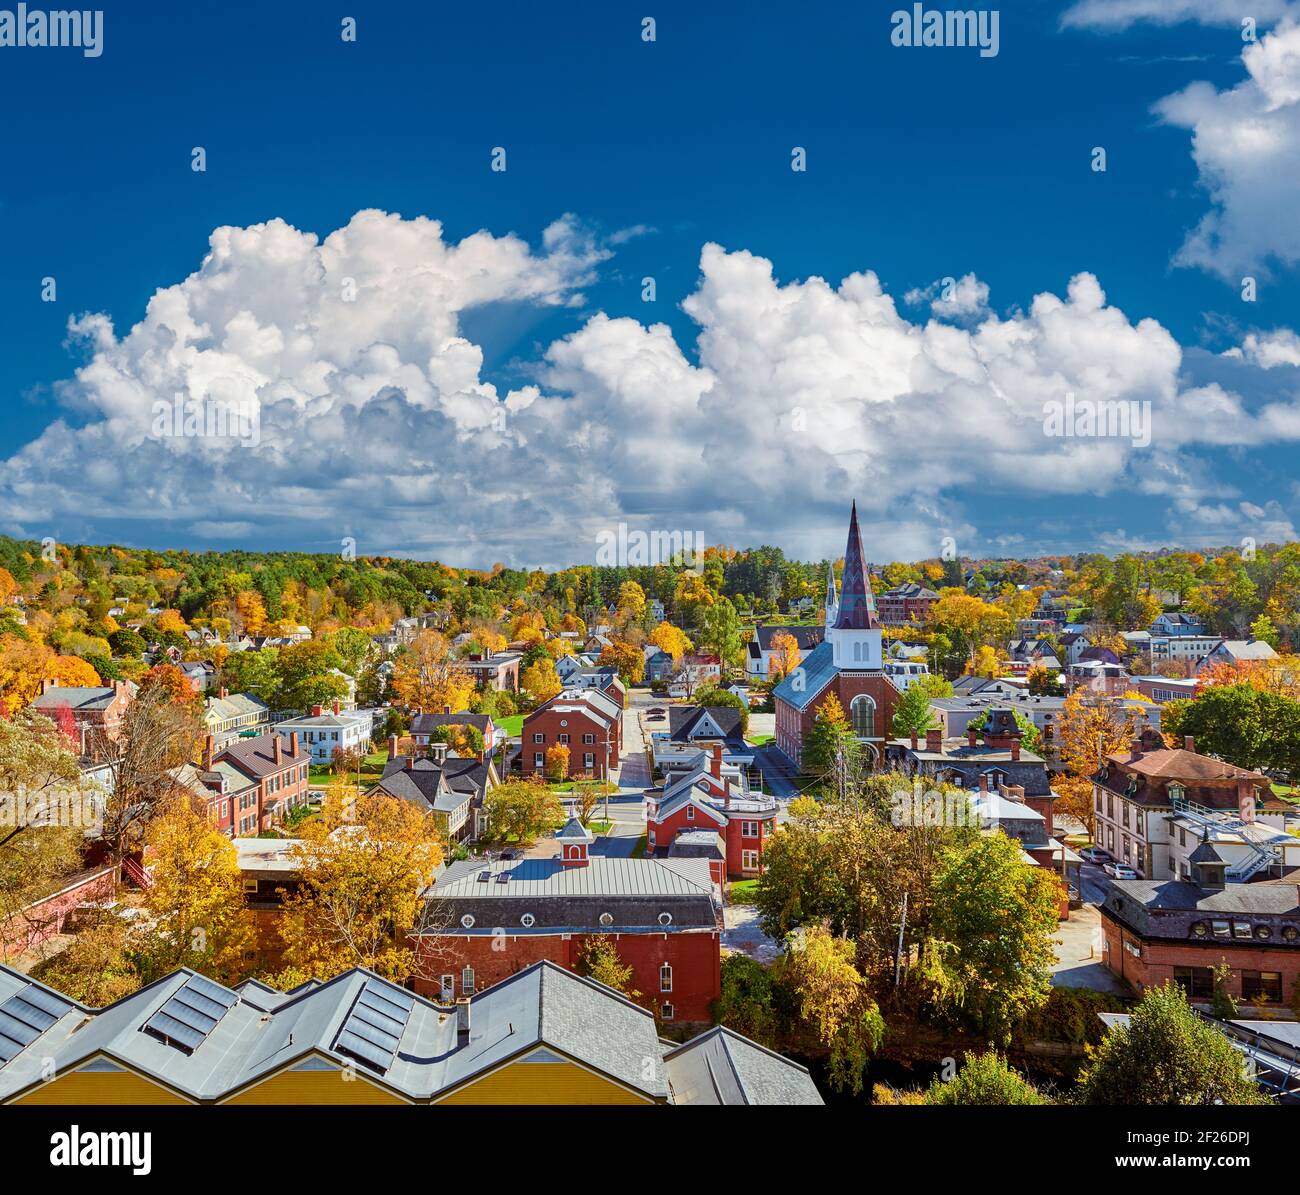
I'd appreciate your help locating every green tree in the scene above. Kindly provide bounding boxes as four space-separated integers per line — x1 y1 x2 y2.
1165 684 1300 777
482 779 565 844
691 684 750 735
801 692 857 778
925 1049 1049 1105
928 832 1060 1043
967 704 1042 755
1076 983 1270 1105
693 598 743 669
889 674 953 737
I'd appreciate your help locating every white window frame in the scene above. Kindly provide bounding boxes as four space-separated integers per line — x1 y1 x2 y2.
660 964 673 993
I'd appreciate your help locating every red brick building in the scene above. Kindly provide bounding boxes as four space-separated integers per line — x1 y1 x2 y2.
772 503 900 768
195 731 311 835
417 820 721 1023
30 680 136 762
1100 850 1300 1008
521 688 621 780
646 745 779 879
877 582 940 627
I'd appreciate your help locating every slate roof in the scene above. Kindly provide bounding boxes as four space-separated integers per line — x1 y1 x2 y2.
667 705 745 744
834 501 880 630
752 624 825 653
1103 880 1300 942
371 757 488 815
663 1026 823 1105
410 712 495 738
770 641 837 711
30 686 123 712
218 733 303 779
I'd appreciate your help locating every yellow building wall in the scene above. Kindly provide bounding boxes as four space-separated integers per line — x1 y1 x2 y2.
13 1067 191 1105
436 1060 652 1105
224 1068 406 1105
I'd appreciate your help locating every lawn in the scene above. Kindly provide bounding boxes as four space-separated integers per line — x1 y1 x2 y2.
728 879 760 905
498 714 524 737
748 734 774 747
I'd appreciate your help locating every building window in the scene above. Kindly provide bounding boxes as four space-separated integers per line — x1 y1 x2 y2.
660 964 673 993
850 694 876 739
440 975 454 1001
583 733 595 744
533 733 544 744
1242 971 1283 1003
533 753 544 769
1173 966 1215 999
584 753 595 768
461 967 475 994
660 1003 674 1021
742 821 759 838
742 849 759 871
686 806 695 821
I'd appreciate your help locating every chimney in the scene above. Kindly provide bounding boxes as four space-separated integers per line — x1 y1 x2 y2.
925 728 943 754
202 733 215 772
404 755 413 771
333 700 341 716
311 705 323 717
1130 737 1143 761
1184 735 1195 753
724 777 733 808
978 773 988 793
443 705 451 715
272 735 283 765
290 732 300 758
218 686 228 699
710 743 722 780
1010 740 1020 762
388 734 399 761
909 731 918 750
40 677 54 696
1238 777 1257 826
967 726 978 748
456 997 471 1046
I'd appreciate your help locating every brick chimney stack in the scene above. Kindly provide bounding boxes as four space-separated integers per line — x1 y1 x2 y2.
202 734 214 771
272 735 283 765
1238 777 1257 825
724 776 733 808
218 686 228 699
388 734 399 761
925 728 943 754
967 727 978 748
290 732 300 758
1130 737 1143 760
1184 735 1195 752
710 743 722 780
333 700 341 715
910 731 918 750
1010 740 1020 762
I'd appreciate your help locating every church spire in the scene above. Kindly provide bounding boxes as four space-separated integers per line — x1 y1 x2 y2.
834 501 880 630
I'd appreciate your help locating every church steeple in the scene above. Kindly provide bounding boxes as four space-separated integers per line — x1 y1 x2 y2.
826 502 883 670
834 501 880 631
824 561 838 628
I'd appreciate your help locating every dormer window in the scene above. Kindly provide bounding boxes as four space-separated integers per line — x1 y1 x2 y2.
1168 782 1185 804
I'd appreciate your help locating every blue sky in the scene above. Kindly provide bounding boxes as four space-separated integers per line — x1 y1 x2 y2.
2 0 1299 567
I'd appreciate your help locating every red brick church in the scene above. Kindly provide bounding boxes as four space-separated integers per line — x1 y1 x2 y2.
772 502 900 768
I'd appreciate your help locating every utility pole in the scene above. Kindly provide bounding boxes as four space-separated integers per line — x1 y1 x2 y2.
894 891 909 987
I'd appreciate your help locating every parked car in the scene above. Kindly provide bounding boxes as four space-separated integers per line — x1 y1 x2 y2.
1104 861 1138 880
1078 846 1110 864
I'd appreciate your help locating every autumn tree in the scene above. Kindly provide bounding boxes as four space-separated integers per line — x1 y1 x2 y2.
575 936 639 1001
0 710 84 944
649 621 692 664
778 923 885 1094
140 662 202 713
136 802 255 986
277 793 444 984
481 778 565 845
598 639 646 685
616 580 647 626
801 692 856 778
391 630 475 714
521 656 562 703
96 682 204 881
889 674 953 737
1057 689 1144 778
545 743 570 782
768 631 802 681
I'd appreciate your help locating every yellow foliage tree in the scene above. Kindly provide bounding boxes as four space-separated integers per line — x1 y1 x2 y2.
390 630 475 713
769 631 802 681
650 621 693 664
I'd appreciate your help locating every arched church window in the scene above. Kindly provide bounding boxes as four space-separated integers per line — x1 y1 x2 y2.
850 694 876 739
